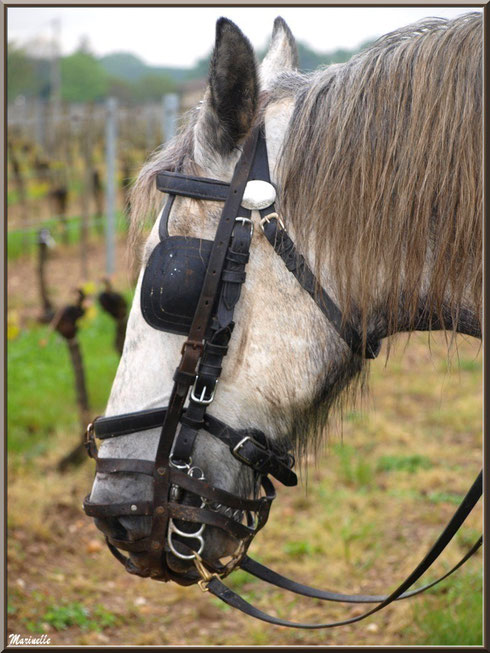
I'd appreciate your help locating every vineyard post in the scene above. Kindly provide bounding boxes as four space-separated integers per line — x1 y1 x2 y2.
105 97 117 276
80 103 94 279
161 92 179 143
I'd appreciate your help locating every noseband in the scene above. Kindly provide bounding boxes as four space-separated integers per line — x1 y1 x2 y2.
83 124 481 627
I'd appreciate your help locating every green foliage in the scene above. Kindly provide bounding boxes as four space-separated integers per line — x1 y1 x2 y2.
407 571 482 645
131 73 176 102
376 454 433 473
99 52 149 81
7 44 38 100
8 35 374 104
60 52 109 102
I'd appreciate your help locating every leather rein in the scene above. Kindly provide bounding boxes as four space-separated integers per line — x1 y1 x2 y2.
83 123 482 628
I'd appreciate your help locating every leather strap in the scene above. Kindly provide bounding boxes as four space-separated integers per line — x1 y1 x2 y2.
240 537 482 603
157 171 230 202
92 407 296 486
205 470 482 628
261 217 380 358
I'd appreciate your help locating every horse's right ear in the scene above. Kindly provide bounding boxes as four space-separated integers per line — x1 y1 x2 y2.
198 18 258 155
260 17 298 88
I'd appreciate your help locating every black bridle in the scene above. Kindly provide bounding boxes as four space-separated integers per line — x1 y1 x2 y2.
83 123 482 628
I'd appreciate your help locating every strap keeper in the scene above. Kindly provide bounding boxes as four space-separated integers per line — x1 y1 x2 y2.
173 368 197 385
222 270 247 283
180 414 205 430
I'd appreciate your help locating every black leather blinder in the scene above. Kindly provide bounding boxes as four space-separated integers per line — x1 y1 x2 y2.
141 235 217 336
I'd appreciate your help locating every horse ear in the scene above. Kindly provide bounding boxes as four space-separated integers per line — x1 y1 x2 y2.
200 18 258 154
260 17 298 88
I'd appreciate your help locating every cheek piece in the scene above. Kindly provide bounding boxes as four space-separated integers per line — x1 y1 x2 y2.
83 124 481 628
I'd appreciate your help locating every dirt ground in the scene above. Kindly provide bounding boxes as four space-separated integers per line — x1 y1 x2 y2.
7 239 482 646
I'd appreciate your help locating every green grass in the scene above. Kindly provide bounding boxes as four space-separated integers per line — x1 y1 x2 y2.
7 307 126 456
24 601 118 633
406 571 482 645
376 454 433 473
333 443 374 488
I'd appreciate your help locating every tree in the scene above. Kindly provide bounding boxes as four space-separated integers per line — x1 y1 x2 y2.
7 43 38 100
60 52 109 103
131 73 176 102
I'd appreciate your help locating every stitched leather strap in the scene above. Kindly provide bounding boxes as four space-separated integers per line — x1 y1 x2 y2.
157 171 230 202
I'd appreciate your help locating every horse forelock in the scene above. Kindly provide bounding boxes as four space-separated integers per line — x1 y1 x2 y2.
128 107 202 269
279 13 482 351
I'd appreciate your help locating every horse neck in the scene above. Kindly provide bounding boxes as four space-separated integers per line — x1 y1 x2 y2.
363 272 482 342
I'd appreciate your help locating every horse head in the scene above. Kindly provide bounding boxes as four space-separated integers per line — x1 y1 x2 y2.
86 13 481 591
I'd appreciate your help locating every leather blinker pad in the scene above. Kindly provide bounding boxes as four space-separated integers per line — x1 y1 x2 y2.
141 236 215 335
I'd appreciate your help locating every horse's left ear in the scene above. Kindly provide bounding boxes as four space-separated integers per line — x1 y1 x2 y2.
260 17 298 88
199 18 258 155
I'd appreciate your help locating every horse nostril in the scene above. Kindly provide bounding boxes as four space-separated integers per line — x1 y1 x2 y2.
119 515 152 541
94 516 152 542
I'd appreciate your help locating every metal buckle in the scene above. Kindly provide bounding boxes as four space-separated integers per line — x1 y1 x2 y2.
181 340 204 356
194 553 222 592
190 377 218 405
232 435 267 466
235 216 254 237
259 212 285 231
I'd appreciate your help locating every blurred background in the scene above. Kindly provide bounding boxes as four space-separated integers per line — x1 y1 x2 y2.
7 6 482 647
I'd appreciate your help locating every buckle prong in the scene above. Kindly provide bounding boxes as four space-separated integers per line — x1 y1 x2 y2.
190 377 218 405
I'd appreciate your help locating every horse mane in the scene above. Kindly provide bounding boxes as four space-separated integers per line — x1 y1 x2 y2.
279 13 482 348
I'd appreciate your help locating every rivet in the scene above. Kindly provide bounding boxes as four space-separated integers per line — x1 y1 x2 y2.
157 467 166 476
155 506 165 515
151 541 161 550
131 504 137 512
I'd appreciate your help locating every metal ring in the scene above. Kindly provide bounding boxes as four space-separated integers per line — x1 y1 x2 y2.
188 466 205 480
169 518 206 539
168 519 205 560
169 455 192 470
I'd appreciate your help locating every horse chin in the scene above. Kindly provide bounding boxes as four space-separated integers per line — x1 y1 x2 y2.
123 526 240 586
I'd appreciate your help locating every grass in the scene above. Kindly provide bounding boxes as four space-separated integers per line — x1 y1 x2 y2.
407 571 482 645
23 600 119 634
7 306 124 456
376 454 433 473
